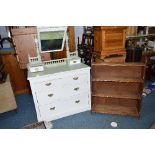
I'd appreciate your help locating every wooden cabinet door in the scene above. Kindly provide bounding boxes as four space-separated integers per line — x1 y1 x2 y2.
11 27 37 69
13 33 37 68
11 27 51 69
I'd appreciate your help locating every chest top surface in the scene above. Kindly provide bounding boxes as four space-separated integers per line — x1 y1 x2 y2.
27 63 90 80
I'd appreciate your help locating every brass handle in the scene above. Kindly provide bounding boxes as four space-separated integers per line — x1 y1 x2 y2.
75 100 80 104
50 107 55 110
74 87 79 91
45 83 52 86
48 94 53 97
73 77 79 80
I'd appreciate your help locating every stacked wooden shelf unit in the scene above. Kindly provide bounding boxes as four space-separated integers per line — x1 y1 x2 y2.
91 62 145 117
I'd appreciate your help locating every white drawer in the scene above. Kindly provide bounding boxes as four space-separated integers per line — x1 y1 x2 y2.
36 89 62 105
32 73 89 92
63 73 89 86
39 101 62 120
33 78 63 92
61 82 88 97
63 92 90 108
39 92 90 121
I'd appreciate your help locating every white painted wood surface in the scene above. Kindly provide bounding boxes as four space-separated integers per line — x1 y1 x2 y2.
28 63 91 121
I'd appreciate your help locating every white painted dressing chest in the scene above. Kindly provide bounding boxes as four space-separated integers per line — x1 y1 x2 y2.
28 63 91 121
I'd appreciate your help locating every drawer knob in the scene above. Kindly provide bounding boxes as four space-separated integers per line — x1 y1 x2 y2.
73 77 79 80
45 83 52 86
50 107 55 110
74 87 79 91
75 100 80 104
48 94 53 97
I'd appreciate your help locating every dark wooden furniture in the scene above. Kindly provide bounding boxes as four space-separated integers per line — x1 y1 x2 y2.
91 62 145 117
141 51 155 80
78 26 94 66
0 49 29 95
126 47 143 62
93 26 128 60
0 53 2 66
